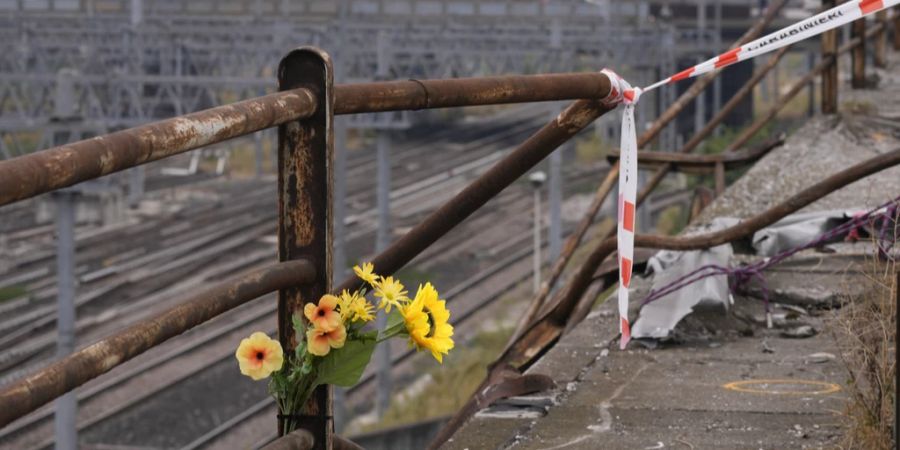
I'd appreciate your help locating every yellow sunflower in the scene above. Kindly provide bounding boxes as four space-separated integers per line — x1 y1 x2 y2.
373 276 408 313
353 262 379 286
400 283 454 363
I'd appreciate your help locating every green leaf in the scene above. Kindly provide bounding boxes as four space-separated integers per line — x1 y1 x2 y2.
313 339 377 387
292 313 306 338
386 309 403 329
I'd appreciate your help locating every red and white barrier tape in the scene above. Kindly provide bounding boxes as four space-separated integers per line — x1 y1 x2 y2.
603 0 897 350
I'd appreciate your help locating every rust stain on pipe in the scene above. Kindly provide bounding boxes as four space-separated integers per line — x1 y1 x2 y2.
334 72 611 115
0 260 315 428
0 89 317 207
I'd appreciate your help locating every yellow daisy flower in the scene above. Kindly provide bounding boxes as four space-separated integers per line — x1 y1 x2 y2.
374 276 408 313
353 262 379 286
235 332 284 380
338 289 375 323
400 283 454 363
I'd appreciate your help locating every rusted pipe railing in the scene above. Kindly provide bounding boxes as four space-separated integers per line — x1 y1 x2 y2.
606 137 784 174
504 0 790 345
852 14 868 88
548 147 900 328
0 259 315 428
334 98 616 294
334 72 612 114
260 429 314 450
725 23 881 155
822 0 840 114
0 89 317 207
430 145 900 450
0 72 612 208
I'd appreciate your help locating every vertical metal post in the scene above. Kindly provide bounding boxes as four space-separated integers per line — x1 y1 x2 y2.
894 7 900 50
53 190 77 450
254 130 264 178
694 57 706 137
372 28 394 420
276 48 333 449
547 106 562 262
714 162 726 195
875 10 888 68
821 0 838 114
532 186 542 294
529 172 545 294
713 0 723 124
128 166 144 208
852 16 867 89
130 0 143 26
332 2 349 431
807 51 816 117
374 129 393 419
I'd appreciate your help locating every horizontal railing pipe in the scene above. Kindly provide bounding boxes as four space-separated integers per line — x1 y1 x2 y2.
0 89 317 207
0 259 316 428
0 72 613 208
333 72 612 115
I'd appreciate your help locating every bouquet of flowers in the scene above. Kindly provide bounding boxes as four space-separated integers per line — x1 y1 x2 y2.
234 263 454 432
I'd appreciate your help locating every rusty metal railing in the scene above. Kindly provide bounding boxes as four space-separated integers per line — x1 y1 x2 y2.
0 47 616 447
0 4 898 449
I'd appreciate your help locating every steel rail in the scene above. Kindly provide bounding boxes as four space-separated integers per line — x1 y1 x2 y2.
0 259 316 428
503 0 791 346
0 72 611 208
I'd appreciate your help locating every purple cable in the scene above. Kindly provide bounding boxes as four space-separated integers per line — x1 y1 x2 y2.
639 195 900 312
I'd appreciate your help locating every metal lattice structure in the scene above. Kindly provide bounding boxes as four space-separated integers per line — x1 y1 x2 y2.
0 2 682 158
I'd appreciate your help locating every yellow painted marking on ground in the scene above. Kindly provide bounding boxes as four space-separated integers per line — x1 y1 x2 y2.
722 379 841 395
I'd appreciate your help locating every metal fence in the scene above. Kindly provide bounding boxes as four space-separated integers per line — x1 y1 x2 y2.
0 3 898 449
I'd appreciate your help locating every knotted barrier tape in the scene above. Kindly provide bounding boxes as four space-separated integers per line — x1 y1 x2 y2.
603 0 899 350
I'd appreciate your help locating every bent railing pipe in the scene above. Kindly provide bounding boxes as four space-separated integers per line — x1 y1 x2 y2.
0 259 316 428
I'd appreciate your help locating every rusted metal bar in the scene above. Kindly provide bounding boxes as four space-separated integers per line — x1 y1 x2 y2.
714 162 726 195
822 0 839 114
635 48 790 209
895 7 900 50
260 429 314 450
605 138 782 174
875 10 889 68
333 99 616 295
333 73 612 115
431 144 900 450
0 89 317 207
724 27 879 157
0 72 615 209
503 0 790 346
852 15 868 88
548 147 900 329
0 259 315 429
277 48 334 448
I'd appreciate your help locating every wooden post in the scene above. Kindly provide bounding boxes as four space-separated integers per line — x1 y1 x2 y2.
875 10 888 68
852 16 867 89
821 0 838 114
277 47 334 450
